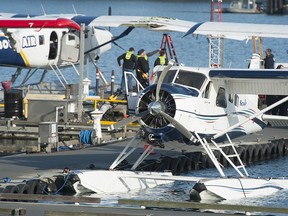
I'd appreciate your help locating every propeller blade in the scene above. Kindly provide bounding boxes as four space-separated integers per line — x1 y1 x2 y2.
84 26 135 55
108 110 149 131
159 110 197 143
155 59 175 101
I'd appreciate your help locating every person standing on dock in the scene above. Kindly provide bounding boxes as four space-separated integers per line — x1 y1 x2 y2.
136 48 159 88
117 47 137 92
264 48 275 69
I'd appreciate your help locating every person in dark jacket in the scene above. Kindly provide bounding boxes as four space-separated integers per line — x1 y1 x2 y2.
117 47 137 91
264 48 275 69
136 48 158 88
154 49 168 67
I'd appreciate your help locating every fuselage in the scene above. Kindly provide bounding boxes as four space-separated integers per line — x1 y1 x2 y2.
0 16 112 69
136 65 266 143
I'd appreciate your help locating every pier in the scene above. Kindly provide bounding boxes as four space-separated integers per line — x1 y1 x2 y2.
266 0 287 14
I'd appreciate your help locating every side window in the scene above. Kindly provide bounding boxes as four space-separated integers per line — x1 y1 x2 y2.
216 87 227 108
39 35 44 45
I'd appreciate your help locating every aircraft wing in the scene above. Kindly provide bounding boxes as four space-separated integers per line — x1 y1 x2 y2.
89 15 196 32
185 22 288 40
209 69 288 95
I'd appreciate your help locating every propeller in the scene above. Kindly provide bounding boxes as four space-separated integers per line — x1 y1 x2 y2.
84 26 135 55
149 59 197 143
159 110 197 143
108 110 149 131
156 59 174 101
109 59 197 143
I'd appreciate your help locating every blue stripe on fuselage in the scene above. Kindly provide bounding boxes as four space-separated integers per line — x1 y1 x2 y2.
0 37 26 67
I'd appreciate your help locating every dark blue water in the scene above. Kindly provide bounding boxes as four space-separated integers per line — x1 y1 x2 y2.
1 0 288 213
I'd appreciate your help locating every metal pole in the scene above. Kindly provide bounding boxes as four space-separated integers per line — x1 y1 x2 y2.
95 67 100 96
78 23 85 121
111 70 115 95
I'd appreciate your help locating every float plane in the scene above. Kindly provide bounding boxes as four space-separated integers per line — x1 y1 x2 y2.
0 14 135 87
60 17 288 201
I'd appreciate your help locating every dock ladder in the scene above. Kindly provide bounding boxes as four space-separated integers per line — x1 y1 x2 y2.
194 132 249 177
209 0 224 68
49 63 68 88
160 34 179 66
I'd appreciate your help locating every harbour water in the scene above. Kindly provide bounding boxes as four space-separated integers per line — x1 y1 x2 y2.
1 0 288 214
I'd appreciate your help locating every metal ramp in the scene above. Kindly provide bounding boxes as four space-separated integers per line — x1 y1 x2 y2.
160 34 179 66
194 132 249 177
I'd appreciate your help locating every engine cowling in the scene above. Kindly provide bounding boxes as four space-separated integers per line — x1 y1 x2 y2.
137 85 176 129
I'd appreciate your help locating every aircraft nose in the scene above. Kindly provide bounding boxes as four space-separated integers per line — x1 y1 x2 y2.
138 88 176 129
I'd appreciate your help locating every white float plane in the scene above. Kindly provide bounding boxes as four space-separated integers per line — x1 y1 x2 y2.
57 17 288 200
0 14 135 87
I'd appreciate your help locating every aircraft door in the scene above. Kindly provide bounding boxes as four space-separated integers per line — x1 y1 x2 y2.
60 33 80 63
48 31 58 60
124 71 144 115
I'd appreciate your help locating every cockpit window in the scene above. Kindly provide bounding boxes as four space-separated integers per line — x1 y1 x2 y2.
163 70 177 83
174 70 206 90
155 69 177 83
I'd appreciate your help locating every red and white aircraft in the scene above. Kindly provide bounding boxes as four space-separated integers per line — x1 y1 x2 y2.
0 15 120 86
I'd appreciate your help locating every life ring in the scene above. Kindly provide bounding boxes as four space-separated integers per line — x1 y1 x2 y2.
269 142 277 159
251 145 261 163
140 159 156 171
0 187 8 193
41 177 57 194
244 145 257 165
5 185 19 193
170 157 181 174
159 156 172 171
0 185 18 201
17 184 30 194
26 180 42 194
258 144 270 161
199 153 209 169
276 140 284 157
186 152 201 170
284 140 288 156
234 146 245 166
181 155 192 172
153 160 164 172
219 146 231 168
177 155 189 173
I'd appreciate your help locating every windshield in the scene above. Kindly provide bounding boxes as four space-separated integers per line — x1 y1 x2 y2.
155 69 177 83
174 69 206 90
